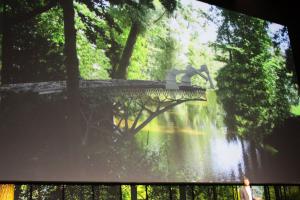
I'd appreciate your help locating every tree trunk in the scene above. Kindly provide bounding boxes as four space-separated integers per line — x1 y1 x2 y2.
169 186 172 200
130 185 137 200
91 185 95 200
93 185 100 200
249 140 259 177
264 186 270 200
61 185 65 200
283 186 287 200
14 185 20 200
179 185 186 200
241 138 250 176
60 0 80 97
190 186 195 200
226 30 233 63
29 185 33 200
145 185 148 200
274 186 282 200
119 185 122 200
212 186 217 200
60 0 83 179
79 186 84 200
113 21 140 79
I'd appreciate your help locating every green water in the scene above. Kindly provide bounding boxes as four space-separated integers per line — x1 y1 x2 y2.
0 90 260 182
135 91 252 182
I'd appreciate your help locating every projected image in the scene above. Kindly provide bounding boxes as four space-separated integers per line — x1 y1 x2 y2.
0 0 299 183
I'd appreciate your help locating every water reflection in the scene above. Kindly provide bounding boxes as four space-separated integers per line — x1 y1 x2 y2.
136 91 260 182
0 88 262 182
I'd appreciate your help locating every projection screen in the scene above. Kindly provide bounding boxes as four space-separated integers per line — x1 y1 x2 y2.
0 0 299 183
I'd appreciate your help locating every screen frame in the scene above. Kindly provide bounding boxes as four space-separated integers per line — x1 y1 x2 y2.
1 0 299 185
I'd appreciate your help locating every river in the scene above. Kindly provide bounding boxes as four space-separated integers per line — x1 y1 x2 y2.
135 91 261 182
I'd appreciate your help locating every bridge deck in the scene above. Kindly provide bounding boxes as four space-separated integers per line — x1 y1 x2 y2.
0 79 206 95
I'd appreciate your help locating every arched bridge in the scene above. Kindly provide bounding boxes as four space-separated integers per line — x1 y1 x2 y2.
0 79 211 143
0 79 208 101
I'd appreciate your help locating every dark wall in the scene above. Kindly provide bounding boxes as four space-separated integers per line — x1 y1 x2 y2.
200 0 300 82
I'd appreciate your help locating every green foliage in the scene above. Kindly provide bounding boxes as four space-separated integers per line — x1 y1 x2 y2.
74 0 177 79
38 7 65 45
16 185 60 200
291 103 300 116
127 35 150 80
121 185 131 200
214 8 298 143
4 9 66 83
10 184 300 199
149 34 178 81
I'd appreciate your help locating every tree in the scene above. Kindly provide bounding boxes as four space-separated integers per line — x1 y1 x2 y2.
130 185 137 200
77 0 177 79
60 0 80 96
114 20 141 79
1 0 58 84
1 9 65 83
214 9 297 143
